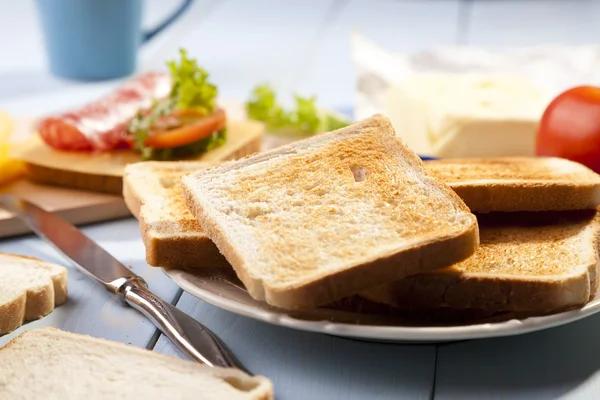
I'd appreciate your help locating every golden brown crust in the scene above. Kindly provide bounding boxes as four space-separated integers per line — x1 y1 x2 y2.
451 184 600 213
361 270 591 317
124 167 229 270
183 114 479 310
361 211 600 318
121 132 261 270
122 162 259 270
425 157 600 213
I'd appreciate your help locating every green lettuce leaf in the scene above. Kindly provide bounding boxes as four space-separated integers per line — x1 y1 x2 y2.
245 84 351 137
129 49 220 160
167 48 217 114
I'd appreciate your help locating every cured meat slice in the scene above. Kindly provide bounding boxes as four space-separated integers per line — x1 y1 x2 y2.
38 72 172 152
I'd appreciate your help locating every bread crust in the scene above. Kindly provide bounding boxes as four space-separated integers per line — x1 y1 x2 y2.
361 210 600 318
0 253 68 334
454 183 600 213
122 163 231 270
121 132 262 270
183 114 479 310
425 157 600 213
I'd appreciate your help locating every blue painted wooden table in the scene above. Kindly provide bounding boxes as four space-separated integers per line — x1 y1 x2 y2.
2 1 600 398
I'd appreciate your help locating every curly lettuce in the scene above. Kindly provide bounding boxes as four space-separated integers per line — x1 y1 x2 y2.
245 84 350 137
129 49 220 160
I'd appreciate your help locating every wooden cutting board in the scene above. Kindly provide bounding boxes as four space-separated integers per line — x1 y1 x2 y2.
0 111 267 238
0 179 131 238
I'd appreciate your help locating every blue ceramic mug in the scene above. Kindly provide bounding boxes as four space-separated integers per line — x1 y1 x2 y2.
35 0 193 81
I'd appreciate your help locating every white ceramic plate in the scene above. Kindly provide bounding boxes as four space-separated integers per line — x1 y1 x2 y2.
164 267 600 343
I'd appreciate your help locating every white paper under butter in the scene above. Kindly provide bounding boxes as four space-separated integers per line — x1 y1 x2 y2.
352 32 600 158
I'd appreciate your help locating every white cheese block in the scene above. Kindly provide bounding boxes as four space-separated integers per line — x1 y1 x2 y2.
384 73 550 158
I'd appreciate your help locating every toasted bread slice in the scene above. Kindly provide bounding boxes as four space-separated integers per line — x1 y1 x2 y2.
0 327 273 399
182 114 479 310
12 120 264 194
361 211 600 318
123 161 229 270
425 157 600 212
0 253 68 334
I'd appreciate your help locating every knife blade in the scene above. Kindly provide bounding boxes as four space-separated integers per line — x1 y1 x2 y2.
0 194 250 374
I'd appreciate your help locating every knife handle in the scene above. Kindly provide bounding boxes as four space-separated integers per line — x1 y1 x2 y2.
118 277 251 374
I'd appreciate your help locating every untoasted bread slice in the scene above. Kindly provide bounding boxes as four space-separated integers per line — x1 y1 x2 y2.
361 211 600 318
425 157 600 212
123 161 229 270
182 114 479 310
0 253 68 334
0 327 273 399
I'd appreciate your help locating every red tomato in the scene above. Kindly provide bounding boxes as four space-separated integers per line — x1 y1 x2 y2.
145 108 227 149
536 86 600 173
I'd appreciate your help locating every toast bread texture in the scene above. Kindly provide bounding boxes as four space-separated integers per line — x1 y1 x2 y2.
425 157 600 212
182 114 479 310
0 253 67 334
361 211 600 318
0 327 273 400
123 161 229 270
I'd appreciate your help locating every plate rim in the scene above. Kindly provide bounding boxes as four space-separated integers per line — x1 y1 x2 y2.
163 268 600 343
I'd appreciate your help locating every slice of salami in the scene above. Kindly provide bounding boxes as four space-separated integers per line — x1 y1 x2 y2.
38 72 172 152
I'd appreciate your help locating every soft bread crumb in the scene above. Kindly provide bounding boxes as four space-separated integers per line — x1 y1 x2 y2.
0 327 273 400
426 157 600 182
0 253 67 334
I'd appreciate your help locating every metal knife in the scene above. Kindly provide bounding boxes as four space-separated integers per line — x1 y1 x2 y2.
0 194 250 374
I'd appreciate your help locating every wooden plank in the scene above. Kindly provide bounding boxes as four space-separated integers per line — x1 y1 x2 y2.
0 218 179 349
0 179 129 238
434 314 600 399
295 0 463 109
154 292 437 400
467 0 600 47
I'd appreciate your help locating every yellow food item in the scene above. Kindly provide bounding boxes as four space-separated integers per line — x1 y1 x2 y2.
384 73 550 158
0 111 25 188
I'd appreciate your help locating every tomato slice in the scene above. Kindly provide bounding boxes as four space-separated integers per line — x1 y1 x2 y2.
144 108 226 149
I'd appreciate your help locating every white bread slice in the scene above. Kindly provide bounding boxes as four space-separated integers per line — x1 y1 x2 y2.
0 327 273 399
123 161 229 270
182 114 479 310
0 253 67 334
424 157 600 213
361 210 600 318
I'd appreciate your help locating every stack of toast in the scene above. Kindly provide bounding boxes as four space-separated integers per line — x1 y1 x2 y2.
123 114 600 321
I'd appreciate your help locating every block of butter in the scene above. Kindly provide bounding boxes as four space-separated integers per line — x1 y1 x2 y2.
384 73 549 158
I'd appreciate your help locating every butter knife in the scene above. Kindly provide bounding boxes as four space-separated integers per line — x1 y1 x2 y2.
0 195 250 374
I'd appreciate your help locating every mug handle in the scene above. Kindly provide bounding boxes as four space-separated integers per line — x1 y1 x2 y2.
142 0 194 44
